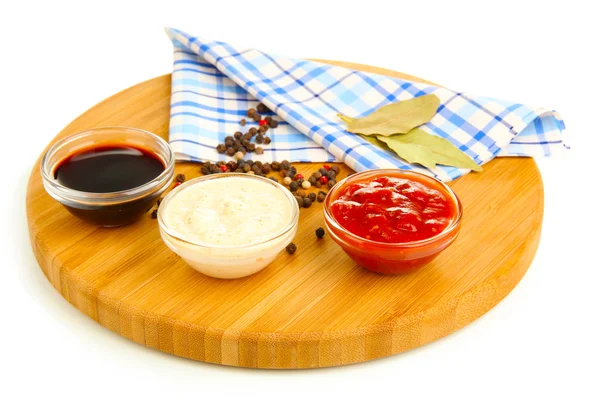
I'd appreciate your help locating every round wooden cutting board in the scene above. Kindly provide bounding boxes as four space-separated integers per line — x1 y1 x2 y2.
26 60 543 369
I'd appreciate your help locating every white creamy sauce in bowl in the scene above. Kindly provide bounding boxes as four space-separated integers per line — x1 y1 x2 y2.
158 174 298 279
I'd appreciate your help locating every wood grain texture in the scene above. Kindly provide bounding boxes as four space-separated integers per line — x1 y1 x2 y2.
26 60 544 369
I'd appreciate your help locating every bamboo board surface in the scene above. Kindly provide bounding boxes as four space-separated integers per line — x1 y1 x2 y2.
26 61 543 368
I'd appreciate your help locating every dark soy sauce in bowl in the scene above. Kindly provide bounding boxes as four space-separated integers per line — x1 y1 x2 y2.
54 145 165 193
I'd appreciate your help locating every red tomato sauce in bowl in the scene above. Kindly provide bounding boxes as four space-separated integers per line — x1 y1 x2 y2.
324 170 462 274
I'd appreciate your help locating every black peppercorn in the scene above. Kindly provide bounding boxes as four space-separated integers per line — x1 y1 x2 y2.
249 127 257 135
226 147 236 157
308 176 317 185
243 132 253 141
286 242 297 254
151 209 158 219
265 116 272 123
286 170 295 179
256 102 270 114
289 181 299 192
302 198 312 208
297 189 307 198
246 160 254 166
294 195 303 207
261 163 271 174
263 136 271 145
318 167 327 175
255 134 264 144
271 161 281 171
312 172 322 179
326 170 336 180
201 166 210 175
331 165 340 175
280 169 288 177
234 131 243 140
216 144 226 153
315 227 325 239
269 176 278 183
247 143 256 152
242 164 251 173
252 165 262 175
224 136 234 147
317 192 326 202
227 161 237 171
281 160 291 170
247 108 256 118
255 147 264 155
235 168 244 173
258 125 268 134
253 114 261 122
241 138 251 147
175 173 186 183
308 192 316 202
315 181 322 189
240 118 247 126
268 119 279 128
328 179 336 189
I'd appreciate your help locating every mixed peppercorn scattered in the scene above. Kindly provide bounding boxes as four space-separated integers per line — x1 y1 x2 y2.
215 103 279 158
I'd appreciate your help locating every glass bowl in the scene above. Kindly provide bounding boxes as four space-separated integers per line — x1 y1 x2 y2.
41 127 175 227
323 169 462 274
158 173 300 279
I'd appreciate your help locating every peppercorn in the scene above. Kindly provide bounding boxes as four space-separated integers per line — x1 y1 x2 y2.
175 173 186 183
234 151 245 161
243 132 253 141
308 192 317 202
315 227 325 239
217 161 226 166
302 198 312 208
247 108 256 118
224 136 234 147
289 181 299 192
263 136 271 145
261 163 271 174
315 181 322 189
254 161 263 168
201 166 210 175
240 118 247 127
326 170 336 180
269 119 279 129
323 164 331 171
302 180 311 189
256 102 270 114
317 192 326 202
226 147 236 157
252 165 262 175
232 143 241 152
280 169 289 178
294 173 304 181
311 172 322 179
255 134 264 144
331 165 340 175
255 147 264 155
247 143 256 152
271 161 281 171
290 166 297 175
297 190 307 198
235 168 244 173
253 114 261 122
308 176 317 185
246 170 255 175
286 242 297 254
246 160 254 166
242 164 251 172
296 178 304 186
227 161 237 171
174 181 182 187
156 198 162 207
249 127 257 135
318 167 327 175
234 131 243 140
281 160 291 170
265 116 272 123
319 176 329 185
294 195 303 207
151 209 158 219
257 125 267 134
286 170 295 179
269 176 279 183
259 119 268 127
216 143 226 153
219 165 228 172
328 179 336 189
283 177 292 185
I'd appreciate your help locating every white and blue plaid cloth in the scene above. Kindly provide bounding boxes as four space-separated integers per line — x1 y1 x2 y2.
166 27 567 181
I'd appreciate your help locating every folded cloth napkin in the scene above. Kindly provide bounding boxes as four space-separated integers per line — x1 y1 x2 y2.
166 27 567 181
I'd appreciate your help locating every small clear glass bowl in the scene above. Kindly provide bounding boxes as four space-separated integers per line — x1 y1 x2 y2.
324 169 463 274
158 173 300 279
41 127 175 227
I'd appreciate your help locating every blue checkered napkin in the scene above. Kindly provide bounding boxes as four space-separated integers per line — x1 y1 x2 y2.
166 27 567 181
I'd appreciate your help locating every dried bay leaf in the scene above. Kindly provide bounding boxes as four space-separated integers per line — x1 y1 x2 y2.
377 129 483 171
337 94 440 136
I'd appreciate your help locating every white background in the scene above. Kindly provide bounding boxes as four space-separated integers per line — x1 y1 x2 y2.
1 1 598 399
